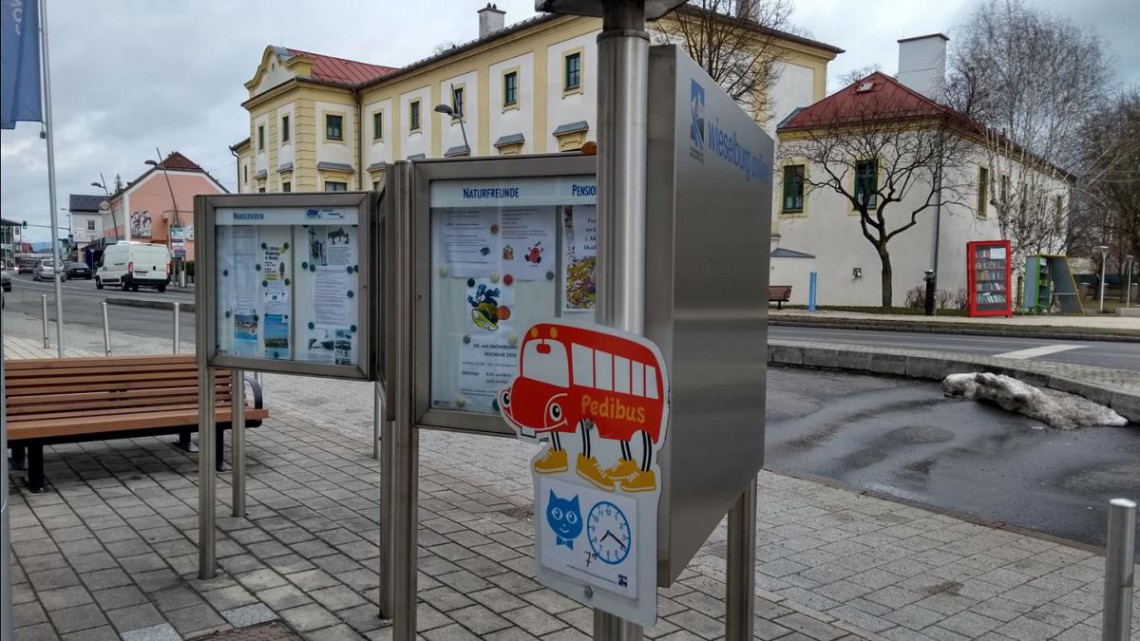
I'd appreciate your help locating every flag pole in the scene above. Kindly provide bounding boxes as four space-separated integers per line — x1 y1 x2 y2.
39 0 64 357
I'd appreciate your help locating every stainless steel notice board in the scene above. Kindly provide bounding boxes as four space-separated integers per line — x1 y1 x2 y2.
196 192 377 380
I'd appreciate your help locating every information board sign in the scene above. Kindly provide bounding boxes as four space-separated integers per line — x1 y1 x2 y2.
196 192 376 380
413 155 597 435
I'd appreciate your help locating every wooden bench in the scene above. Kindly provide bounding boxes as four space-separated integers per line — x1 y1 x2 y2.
768 285 792 309
5 355 267 493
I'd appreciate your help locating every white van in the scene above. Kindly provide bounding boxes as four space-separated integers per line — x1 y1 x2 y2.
96 242 171 292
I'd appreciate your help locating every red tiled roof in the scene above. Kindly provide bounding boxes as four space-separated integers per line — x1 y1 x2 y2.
285 48 397 86
160 151 204 172
779 72 954 132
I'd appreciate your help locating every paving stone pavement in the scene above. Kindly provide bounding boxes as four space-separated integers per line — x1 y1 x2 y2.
7 403 1138 641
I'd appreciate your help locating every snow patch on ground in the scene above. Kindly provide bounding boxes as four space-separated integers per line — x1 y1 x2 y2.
942 372 1129 429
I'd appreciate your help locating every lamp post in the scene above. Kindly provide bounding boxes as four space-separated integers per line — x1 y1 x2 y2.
1098 245 1109 314
91 174 120 241
433 101 470 154
1126 255 1135 308
146 150 185 287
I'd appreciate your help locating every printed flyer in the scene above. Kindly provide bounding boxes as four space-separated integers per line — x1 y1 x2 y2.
234 313 259 357
264 314 290 360
439 209 498 277
562 205 597 312
500 208 556 280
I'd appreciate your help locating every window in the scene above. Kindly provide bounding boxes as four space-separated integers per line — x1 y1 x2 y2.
409 100 421 131
977 167 989 218
452 87 464 118
564 52 581 91
782 165 805 213
258 187 266 193
243 165 248 183
1000 174 1010 206
325 114 343 141
325 181 347 192
373 111 384 141
503 71 518 107
281 115 290 143
283 181 291 193
854 159 878 208
87 219 96 231
257 125 265 150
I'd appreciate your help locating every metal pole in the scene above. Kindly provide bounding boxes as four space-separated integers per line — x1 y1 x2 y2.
198 364 217 579
595 2 648 640
373 382 381 461
1101 498 1135 641
41 294 49 349
39 0 65 358
173 302 181 354
1099 250 1108 314
231 369 246 518
102 302 111 356
725 479 757 641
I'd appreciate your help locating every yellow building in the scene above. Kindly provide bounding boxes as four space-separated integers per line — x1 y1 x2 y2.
232 4 841 194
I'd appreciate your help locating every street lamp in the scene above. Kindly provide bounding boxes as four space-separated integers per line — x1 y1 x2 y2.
146 151 185 286
91 174 120 241
1097 245 1109 314
434 102 470 154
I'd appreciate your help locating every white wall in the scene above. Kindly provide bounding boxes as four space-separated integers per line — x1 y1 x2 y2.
489 53 535 154
253 51 296 96
72 214 103 244
546 32 598 148
399 86 432 159
438 71 479 154
239 157 251 194
315 100 355 168
363 97 394 167
767 62 815 135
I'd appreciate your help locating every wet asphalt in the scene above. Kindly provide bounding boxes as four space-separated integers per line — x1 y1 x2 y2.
766 367 1140 553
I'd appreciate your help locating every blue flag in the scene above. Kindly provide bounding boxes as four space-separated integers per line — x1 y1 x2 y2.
1 0 43 129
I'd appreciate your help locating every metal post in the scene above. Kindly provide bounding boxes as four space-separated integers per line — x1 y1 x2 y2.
1102 498 1135 641
1099 247 1108 314
725 479 757 641
198 364 217 579
40 0 65 358
595 2 648 640
808 272 817 313
231 369 246 518
373 382 382 460
41 294 49 349
173 302 181 354
102 302 111 356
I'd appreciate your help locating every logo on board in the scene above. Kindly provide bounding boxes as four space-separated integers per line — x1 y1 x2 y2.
689 79 706 157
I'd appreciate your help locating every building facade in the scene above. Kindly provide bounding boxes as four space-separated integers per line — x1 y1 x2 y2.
232 5 841 194
100 152 228 263
771 35 1074 307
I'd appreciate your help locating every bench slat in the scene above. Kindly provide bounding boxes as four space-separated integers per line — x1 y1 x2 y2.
6 363 224 378
8 407 270 441
7 393 234 415
6 371 225 388
5 355 197 370
8 401 245 422
6 386 216 406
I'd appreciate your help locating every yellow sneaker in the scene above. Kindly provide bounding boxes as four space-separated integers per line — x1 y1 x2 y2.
533 448 568 474
620 470 657 493
576 454 616 491
604 459 639 482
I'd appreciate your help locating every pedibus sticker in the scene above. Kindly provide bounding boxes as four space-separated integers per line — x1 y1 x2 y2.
500 322 669 626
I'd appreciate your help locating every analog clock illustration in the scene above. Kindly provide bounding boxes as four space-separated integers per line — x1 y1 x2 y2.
586 501 632 565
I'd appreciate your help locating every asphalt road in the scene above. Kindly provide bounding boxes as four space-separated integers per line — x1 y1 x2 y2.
767 368 1140 553
771 324 1140 372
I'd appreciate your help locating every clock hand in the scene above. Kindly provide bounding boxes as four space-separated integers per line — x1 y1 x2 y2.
602 530 627 550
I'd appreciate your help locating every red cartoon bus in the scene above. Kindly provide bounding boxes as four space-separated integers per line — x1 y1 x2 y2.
500 323 668 492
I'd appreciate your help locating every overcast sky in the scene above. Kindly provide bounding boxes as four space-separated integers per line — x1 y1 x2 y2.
2 0 1137 242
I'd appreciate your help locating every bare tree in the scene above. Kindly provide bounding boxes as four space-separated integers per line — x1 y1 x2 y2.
653 0 795 121
947 0 1108 263
836 64 881 90
782 86 970 307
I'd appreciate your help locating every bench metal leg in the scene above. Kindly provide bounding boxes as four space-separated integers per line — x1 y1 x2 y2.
215 427 229 472
10 445 27 471
174 430 199 453
25 444 49 494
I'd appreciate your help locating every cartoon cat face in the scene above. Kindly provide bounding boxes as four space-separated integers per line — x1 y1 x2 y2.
546 491 582 541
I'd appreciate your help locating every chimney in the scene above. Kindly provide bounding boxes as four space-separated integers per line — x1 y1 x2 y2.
897 33 949 101
478 3 506 39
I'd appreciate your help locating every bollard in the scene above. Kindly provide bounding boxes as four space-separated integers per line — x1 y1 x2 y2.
173 303 181 354
102 302 111 356
808 271 817 313
1102 498 1135 641
924 269 937 316
41 294 49 349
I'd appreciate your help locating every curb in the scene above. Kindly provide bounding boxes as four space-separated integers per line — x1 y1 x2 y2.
768 340 1140 423
105 297 196 313
770 316 1140 342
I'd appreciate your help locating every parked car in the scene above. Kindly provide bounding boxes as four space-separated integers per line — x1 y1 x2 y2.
96 242 170 292
64 261 92 279
16 256 38 274
32 259 66 282
1 269 11 292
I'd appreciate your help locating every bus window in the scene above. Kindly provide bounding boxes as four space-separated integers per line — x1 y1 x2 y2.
646 365 659 399
572 344 594 386
522 340 569 387
614 356 631 393
632 362 645 396
595 351 613 391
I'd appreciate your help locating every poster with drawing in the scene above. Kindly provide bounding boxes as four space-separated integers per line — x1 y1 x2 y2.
562 205 597 312
130 211 152 238
501 209 556 280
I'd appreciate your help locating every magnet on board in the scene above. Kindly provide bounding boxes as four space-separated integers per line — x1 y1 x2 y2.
439 266 449 277
490 224 499 234
347 290 354 298
353 265 359 273
302 261 308 269
284 278 291 286
225 311 231 318
503 274 514 286
490 273 500 283
308 322 315 329
262 280 268 287
310 264 317 272
283 242 289 250
351 325 357 333
261 242 267 250
546 271 554 280
255 264 261 271
346 266 353 274
463 335 471 344
467 278 476 287
507 332 519 346
223 269 229 277
456 397 467 408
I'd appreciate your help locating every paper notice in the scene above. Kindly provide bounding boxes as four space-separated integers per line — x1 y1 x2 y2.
500 208 556 280
562 205 597 311
459 338 519 413
234 313 259 357
465 277 515 333
304 325 354 365
307 225 356 268
232 227 259 313
439 209 497 277
314 270 351 326
264 313 290 360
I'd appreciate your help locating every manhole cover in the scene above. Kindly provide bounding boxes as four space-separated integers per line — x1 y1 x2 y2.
203 623 301 641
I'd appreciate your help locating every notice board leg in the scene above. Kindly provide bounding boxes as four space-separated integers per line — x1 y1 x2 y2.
198 365 217 580
232 369 246 518
595 612 642 641
725 478 757 641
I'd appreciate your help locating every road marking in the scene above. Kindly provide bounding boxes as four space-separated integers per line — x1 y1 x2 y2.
993 344 1085 359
